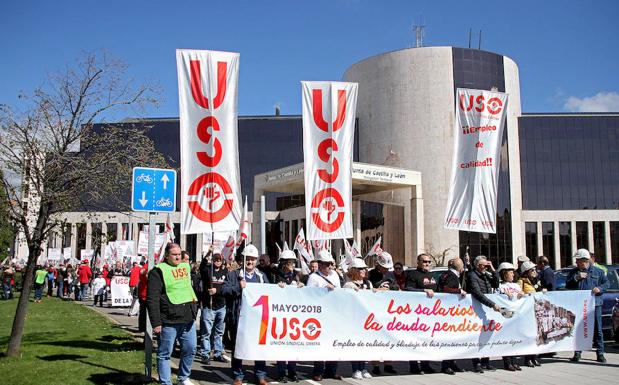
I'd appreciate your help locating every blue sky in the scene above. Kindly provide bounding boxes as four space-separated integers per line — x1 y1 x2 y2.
1 0 618 119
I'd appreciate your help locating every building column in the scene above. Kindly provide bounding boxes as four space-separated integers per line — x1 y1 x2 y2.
101 223 108 257
353 200 361 249
410 184 424 267
553 221 560 269
180 234 187 251
116 222 123 241
70 223 77 260
587 221 594 253
604 221 612 265
196 233 203 261
252 190 265 254
132 222 139 243
570 221 577 257
85 222 92 250
536 222 543 258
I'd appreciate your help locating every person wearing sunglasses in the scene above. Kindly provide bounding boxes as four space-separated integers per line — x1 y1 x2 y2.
403 254 439 375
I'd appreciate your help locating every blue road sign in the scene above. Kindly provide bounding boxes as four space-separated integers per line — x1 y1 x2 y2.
131 167 177 212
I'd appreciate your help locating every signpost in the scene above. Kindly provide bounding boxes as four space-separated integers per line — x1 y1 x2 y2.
131 167 177 379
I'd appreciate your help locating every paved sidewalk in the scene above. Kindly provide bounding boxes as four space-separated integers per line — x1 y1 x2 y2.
88 303 619 385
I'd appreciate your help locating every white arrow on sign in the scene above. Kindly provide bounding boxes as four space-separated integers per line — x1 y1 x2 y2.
161 173 170 189
139 191 148 207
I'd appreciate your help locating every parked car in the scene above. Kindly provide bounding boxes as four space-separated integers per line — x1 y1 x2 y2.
555 265 619 341
612 298 619 343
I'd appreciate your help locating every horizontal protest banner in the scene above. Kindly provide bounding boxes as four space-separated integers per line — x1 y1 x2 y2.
235 285 593 361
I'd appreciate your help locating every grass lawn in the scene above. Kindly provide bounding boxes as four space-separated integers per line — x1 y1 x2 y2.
0 294 156 384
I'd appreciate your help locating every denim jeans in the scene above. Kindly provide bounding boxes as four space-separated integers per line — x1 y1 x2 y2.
232 357 267 381
2 283 11 300
351 361 365 372
200 306 226 357
80 283 89 300
34 283 43 300
56 281 64 297
276 361 297 376
577 305 605 355
157 322 197 385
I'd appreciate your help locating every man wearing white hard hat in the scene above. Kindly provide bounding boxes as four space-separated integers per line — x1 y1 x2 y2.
306 250 342 381
566 249 609 363
368 251 395 287
496 262 524 371
221 244 269 385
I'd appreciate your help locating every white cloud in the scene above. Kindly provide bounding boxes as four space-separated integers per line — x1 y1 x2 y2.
564 91 619 112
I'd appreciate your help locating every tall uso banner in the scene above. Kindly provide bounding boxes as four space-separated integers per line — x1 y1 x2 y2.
444 88 509 233
302 81 357 240
177 50 242 234
235 285 593 361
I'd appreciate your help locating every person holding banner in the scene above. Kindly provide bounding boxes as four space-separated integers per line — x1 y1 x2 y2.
221 244 269 385
306 250 343 381
496 262 523 371
467 255 501 373
368 252 394 287
566 249 609 364
146 243 199 385
274 250 304 383
437 258 467 375
404 254 439 375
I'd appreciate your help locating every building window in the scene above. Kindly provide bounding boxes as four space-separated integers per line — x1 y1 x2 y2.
121 223 130 240
291 220 298 245
576 222 588 250
559 222 572 269
186 234 197 262
592 222 606 261
106 223 117 242
62 224 72 248
610 222 619 265
542 222 554 261
525 222 537 260
76 223 86 259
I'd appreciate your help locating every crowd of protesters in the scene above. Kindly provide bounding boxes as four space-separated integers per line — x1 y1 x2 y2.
0 242 609 385
140 242 611 385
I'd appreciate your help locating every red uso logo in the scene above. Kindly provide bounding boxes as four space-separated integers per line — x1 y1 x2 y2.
459 92 503 115
254 295 322 345
187 59 233 223
311 89 347 233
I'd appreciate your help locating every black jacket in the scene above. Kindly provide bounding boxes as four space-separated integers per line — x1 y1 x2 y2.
221 269 269 331
199 260 228 310
466 269 499 308
146 266 198 329
437 270 462 294
403 268 437 292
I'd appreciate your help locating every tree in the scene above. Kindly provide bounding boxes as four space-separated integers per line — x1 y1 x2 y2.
0 53 167 357
0 171 14 262
424 243 456 267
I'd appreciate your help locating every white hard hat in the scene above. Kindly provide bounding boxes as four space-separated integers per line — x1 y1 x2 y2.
316 250 334 263
517 255 530 263
243 244 259 258
212 248 222 256
497 262 516 273
279 249 296 261
573 248 591 260
377 252 393 269
520 261 536 274
350 258 368 269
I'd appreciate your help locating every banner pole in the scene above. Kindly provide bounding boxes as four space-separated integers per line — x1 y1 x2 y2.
145 212 156 379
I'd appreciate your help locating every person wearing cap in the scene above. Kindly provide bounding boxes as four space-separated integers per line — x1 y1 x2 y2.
496 262 523 371
403 253 439 375
566 249 609 363
515 256 529 279
536 256 555 291
306 250 342 381
466 255 501 373
368 252 395 287
221 244 269 385
198 246 229 364
146 243 199 385
436 258 467 375
517 261 543 367
274 249 304 382
370 275 399 376
77 259 92 301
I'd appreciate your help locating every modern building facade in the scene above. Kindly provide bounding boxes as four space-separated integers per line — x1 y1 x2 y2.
17 46 619 268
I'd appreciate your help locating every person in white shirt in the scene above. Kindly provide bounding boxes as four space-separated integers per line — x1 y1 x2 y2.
91 273 107 307
497 262 524 371
306 250 342 381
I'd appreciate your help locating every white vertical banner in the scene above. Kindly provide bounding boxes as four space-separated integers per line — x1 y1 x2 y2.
177 49 242 234
444 88 509 233
302 81 357 241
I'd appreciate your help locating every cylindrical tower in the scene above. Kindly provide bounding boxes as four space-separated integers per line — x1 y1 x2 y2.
343 46 523 263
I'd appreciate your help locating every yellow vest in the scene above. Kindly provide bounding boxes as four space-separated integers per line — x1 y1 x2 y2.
156 262 197 305
35 269 47 285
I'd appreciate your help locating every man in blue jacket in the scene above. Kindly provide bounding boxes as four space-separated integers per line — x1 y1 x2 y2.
566 249 609 363
221 244 269 385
